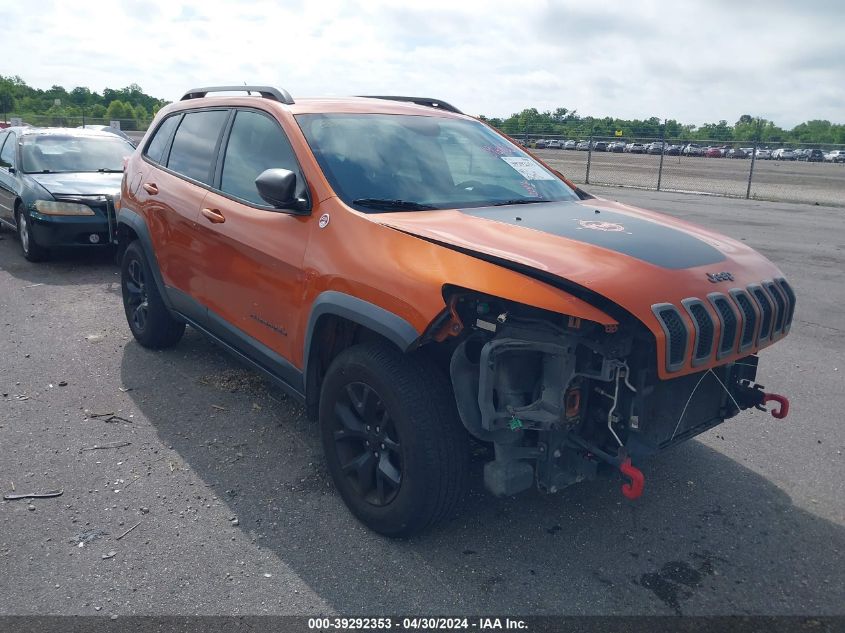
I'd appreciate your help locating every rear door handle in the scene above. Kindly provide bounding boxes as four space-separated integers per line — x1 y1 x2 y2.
142 182 159 195
201 207 226 224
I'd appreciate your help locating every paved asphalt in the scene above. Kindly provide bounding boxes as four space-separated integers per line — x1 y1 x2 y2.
0 187 843 617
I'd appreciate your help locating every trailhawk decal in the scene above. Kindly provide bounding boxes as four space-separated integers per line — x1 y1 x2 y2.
459 201 726 270
578 219 626 232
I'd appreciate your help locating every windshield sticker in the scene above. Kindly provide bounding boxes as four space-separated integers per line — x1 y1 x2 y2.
480 144 510 157
519 180 539 197
500 156 556 181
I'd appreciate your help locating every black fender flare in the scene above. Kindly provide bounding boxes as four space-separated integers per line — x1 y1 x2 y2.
302 290 420 393
116 208 173 311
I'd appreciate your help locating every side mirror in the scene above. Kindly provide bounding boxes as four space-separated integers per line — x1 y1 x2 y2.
255 168 310 214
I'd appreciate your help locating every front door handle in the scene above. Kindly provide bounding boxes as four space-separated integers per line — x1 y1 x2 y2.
142 182 159 195
201 207 226 224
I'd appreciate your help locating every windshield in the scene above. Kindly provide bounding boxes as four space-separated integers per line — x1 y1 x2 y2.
21 134 134 173
296 113 579 211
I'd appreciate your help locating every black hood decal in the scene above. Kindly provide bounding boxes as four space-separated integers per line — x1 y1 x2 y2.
460 201 725 270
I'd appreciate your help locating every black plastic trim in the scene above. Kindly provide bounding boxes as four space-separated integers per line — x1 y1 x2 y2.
764 280 787 336
681 298 714 366
302 291 420 391
116 208 173 312
729 288 758 353
707 292 739 360
178 311 305 402
748 283 774 345
358 95 463 114
651 303 689 372
775 277 796 332
203 308 304 396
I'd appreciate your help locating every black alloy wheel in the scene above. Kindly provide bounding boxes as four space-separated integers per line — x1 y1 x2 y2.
331 381 403 506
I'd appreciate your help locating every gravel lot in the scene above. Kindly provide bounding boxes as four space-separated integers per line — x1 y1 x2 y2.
0 188 843 617
536 149 845 206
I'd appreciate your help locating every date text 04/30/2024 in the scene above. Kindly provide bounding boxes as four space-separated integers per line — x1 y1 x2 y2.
307 617 528 630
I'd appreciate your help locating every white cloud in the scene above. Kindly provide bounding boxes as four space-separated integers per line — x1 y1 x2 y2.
1 0 842 127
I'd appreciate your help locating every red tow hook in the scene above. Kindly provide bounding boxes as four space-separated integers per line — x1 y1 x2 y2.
763 393 790 419
619 457 645 500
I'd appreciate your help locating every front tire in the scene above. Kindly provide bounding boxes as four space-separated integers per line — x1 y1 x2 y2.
121 240 185 349
17 207 49 262
319 342 469 537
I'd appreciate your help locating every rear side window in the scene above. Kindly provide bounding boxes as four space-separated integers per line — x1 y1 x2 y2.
167 110 229 184
221 110 300 205
144 114 181 165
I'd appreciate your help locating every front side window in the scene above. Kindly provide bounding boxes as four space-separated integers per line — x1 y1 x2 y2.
0 132 15 168
221 110 300 205
167 110 229 184
144 114 181 165
20 134 133 173
296 113 579 211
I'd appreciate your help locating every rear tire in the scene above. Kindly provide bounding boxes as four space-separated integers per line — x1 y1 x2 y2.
16 206 49 262
319 341 469 537
121 240 185 349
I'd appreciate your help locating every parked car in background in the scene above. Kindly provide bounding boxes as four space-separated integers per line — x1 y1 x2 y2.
727 148 748 158
755 149 772 160
772 148 796 160
801 149 825 162
546 139 562 149
682 144 704 156
534 139 547 149
576 140 590 150
646 142 665 155
563 140 577 150
608 141 626 152
77 124 136 147
0 127 134 261
705 147 723 158
625 142 646 153
592 141 608 152
825 150 845 163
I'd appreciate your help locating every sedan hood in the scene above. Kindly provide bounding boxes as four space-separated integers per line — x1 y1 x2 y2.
29 172 122 197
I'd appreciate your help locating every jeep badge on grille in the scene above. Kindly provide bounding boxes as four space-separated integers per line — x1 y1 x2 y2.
706 271 734 283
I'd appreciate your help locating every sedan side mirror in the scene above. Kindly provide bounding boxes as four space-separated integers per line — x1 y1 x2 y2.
255 168 311 214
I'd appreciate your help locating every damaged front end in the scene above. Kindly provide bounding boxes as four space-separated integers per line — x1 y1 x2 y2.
443 290 789 500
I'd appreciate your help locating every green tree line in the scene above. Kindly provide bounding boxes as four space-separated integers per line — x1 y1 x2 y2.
479 109 845 145
0 75 169 131
3 76 844 144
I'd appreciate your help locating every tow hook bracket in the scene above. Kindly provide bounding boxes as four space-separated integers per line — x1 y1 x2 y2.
566 435 646 501
763 393 790 419
619 457 645 500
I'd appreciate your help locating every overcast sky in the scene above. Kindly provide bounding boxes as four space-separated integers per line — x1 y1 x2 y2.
2 0 843 128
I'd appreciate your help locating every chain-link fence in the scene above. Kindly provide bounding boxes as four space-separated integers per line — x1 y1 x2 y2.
504 130 845 206
5 114 843 205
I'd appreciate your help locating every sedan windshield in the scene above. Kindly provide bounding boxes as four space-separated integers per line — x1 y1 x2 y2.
296 113 579 211
21 135 134 173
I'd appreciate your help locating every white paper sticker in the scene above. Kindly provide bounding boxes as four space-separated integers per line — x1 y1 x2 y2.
500 156 556 180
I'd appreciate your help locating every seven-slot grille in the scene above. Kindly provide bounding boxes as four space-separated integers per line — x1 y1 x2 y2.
652 278 795 373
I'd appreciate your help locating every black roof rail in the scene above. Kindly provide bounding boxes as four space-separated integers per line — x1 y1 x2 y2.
359 95 463 114
180 85 294 105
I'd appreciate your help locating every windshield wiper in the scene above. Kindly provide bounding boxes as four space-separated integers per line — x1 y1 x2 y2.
490 198 550 206
96 168 123 173
352 198 438 211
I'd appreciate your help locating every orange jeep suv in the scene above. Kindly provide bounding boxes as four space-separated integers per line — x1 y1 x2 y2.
117 86 794 536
